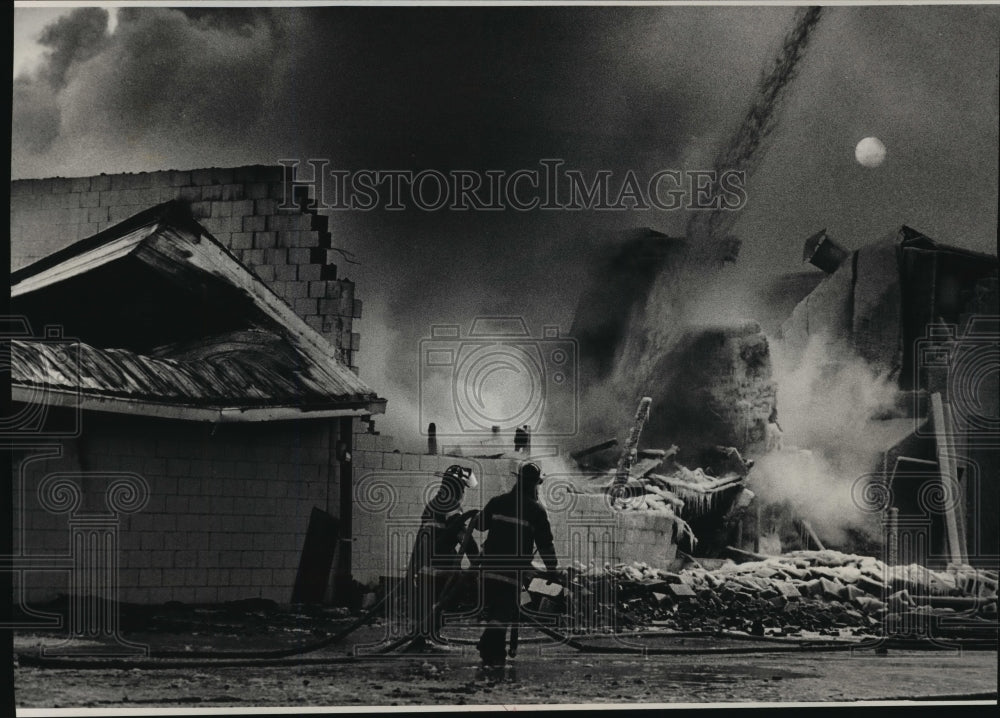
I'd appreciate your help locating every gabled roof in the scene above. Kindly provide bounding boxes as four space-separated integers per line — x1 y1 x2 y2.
10 201 386 422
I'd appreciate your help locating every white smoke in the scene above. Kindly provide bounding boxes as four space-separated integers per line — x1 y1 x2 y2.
751 332 900 546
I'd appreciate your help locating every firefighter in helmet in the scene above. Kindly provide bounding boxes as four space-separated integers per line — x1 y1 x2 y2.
473 461 558 667
407 464 479 648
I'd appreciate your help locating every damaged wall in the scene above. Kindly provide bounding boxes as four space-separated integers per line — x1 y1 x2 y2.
10 167 362 369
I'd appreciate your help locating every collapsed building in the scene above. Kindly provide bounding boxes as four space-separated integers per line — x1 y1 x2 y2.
779 226 999 569
569 223 999 571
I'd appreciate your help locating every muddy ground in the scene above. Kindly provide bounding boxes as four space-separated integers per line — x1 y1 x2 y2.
12 602 998 709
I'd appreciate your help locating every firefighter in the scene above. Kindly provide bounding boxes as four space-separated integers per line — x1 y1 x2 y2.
407 464 479 649
473 461 559 668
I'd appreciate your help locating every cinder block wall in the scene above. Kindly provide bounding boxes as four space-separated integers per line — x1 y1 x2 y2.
13 412 340 605
350 435 678 585
10 166 362 369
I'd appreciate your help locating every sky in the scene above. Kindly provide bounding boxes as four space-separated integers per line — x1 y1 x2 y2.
11 3 1000 449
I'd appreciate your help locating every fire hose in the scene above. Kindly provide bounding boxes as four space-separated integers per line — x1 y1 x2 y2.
16 508 998 669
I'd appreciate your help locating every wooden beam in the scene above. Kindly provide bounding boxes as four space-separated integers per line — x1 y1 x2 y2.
612 397 652 491
930 392 965 567
942 400 969 563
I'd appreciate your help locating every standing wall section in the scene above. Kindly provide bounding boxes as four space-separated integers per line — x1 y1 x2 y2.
13 412 340 605
350 422 678 586
10 167 362 370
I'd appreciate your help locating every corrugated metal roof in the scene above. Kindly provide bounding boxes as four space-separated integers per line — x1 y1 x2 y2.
10 330 374 410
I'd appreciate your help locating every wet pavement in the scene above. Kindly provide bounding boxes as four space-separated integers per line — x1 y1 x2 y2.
13 620 999 708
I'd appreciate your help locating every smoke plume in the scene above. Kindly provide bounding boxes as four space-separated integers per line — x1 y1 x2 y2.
750 332 900 546
609 7 825 407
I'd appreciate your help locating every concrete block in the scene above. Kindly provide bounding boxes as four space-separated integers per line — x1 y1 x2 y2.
207 568 229 587
667 582 697 599
230 199 254 216
297 263 322 282
141 532 165 551
255 199 278 215
261 552 285 569
528 578 563 597
209 168 235 185
190 201 212 219
246 182 270 199
211 201 233 218
294 297 318 315
267 214 313 231
69 177 90 193
210 533 235 551
221 184 246 201
263 247 287 264
49 177 72 194
244 215 267 233
400 453 421 471
287 230 323 248
178 186 201 202
77 222 99 239
287 247 310 264
170 170 192 187
79 191 100 208
845 584 867 603
231 232 254 250
162 569 186 587
230 568 253 586
275 264 297 281
175 550 198 568
191 169 214 186
139 568 162 586
201 184 223 201
251 568 273 586
159 186 182 203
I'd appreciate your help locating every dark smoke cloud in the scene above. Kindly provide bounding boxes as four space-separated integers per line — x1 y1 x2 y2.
11 6 998 451
36 7 110 88
12 7 315 175
12 7 111 156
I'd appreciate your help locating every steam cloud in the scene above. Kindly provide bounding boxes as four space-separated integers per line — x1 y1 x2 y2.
751 333 900 546
609 7 826 408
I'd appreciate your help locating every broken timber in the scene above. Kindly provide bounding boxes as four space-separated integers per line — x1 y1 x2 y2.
930 392 967 567
612 397 652 493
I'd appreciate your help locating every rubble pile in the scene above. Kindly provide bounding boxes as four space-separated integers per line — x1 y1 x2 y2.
554 550 998 638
